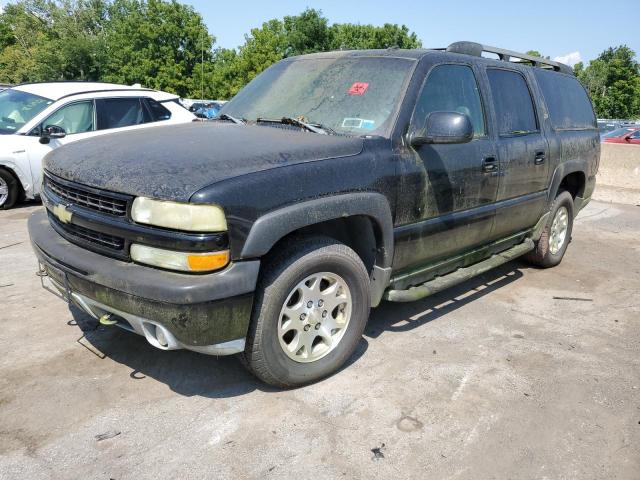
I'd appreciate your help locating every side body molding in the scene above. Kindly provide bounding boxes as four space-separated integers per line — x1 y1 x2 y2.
240 192 395 269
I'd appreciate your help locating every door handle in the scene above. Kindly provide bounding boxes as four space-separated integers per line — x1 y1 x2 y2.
482 156 497 173
534 151 546 165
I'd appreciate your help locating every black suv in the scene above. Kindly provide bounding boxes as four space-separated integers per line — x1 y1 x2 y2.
29 42 599 387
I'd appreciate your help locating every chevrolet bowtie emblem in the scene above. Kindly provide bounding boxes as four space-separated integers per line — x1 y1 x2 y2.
52 203 73 224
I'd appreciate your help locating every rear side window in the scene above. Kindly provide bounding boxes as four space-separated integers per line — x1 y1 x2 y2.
413 64 486 137
144 98 172 121
533 70 596 130
487 69 538 135
96 98 148 130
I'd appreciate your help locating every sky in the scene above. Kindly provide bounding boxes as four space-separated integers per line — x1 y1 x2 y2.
184 0 640 66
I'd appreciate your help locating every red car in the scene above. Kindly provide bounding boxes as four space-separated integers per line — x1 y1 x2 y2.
602 126 640 144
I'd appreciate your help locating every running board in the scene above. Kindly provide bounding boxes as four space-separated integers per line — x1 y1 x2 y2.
384 238 534 303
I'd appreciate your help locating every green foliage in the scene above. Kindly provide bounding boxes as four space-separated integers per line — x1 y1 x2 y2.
576 46 640 119
211 9 421 98
0 3 420 98
0 0 109 83
330 23 421 50
100 0 213 96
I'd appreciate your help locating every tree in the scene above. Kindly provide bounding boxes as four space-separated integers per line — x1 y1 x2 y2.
283 8 331 56
212 9 422 98
576 46 640 118
0 3 423 99
102 0 213 97
0 0 109 83
330 23 421 50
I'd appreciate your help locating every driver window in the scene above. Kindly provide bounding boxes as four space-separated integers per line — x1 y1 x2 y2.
413 64 486 137
42 100 95 135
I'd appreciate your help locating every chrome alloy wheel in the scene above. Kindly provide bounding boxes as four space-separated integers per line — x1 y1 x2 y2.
278 272 352 363
549 206 569 255
0 176 8 207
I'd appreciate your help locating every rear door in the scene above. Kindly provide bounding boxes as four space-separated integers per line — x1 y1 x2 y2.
95 96 175 132
485 68 549 238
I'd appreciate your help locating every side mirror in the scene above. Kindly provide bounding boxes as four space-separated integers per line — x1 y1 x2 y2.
39 124 66 144
409 111 474 147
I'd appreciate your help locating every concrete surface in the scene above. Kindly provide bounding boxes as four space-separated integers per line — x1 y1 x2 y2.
1 200 639 480
595 144 640 205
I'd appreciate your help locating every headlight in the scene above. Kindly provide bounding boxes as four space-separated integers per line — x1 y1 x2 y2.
131 197 227 232
131 244 229 272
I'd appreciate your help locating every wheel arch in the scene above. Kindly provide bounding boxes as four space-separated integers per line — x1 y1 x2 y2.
241 192 394 267
0 163 26 200
240 193 395 307
548 161 588 205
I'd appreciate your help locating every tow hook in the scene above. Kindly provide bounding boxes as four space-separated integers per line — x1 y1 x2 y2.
99 313 117 326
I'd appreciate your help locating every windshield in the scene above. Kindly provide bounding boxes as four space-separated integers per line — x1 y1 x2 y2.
220 56 415 136
0 89 53 134
603 127 636 138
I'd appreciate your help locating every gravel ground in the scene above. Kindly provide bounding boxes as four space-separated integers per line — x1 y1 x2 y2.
0 200 638 480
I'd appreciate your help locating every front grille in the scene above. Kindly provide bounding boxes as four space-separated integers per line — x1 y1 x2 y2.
45 175 128 216
49 213 125 251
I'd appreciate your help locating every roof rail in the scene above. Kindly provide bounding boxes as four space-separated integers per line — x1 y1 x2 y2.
440 41 574 75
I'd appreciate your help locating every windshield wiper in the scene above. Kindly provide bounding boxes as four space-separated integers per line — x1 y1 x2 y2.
216 113 245 125
256 117 334 135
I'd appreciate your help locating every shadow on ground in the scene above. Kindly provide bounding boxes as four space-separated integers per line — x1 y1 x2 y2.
365 260 527 338
73 260 528 398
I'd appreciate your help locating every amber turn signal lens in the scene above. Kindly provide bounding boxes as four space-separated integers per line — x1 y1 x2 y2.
187 251 230 272
131 244 230 273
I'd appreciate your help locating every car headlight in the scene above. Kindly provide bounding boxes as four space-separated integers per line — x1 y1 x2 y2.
131 244 229 272
131 197 227 232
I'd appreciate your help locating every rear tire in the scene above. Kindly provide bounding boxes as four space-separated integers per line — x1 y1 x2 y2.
0 168 19 210
243 236 370 388
524 190 574 268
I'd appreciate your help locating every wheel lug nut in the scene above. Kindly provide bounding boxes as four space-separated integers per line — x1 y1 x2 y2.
304 325 311 331
315 323 321 330
318 299 324 307
307 301 313 308
300 313 306 321
322 310 327 318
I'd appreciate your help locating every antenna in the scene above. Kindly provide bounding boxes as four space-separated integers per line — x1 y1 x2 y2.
201 28 204 102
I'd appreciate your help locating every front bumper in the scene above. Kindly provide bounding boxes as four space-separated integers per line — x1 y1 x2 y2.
28 210 260 355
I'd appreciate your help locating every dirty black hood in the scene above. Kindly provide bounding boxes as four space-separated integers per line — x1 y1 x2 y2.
44 122 364 202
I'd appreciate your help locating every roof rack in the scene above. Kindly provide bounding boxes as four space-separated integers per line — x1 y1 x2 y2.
436 41 574 76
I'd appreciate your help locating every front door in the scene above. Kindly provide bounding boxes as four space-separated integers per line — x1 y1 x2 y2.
26 100 97 193
393 63 499 272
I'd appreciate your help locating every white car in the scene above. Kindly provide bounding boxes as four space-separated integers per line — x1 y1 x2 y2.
0 82 195 209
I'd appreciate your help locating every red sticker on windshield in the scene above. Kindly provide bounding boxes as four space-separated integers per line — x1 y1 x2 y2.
348 82 369 96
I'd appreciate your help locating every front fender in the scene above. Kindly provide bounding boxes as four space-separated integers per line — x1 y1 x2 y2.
240 192 394 269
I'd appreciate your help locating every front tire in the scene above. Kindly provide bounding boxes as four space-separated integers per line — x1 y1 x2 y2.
243 236 371 388
525 190 574 268
0 168 19 210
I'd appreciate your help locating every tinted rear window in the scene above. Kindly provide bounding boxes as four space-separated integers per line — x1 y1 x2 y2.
144 98 171 121
487 69 538 135
534 70 596 130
